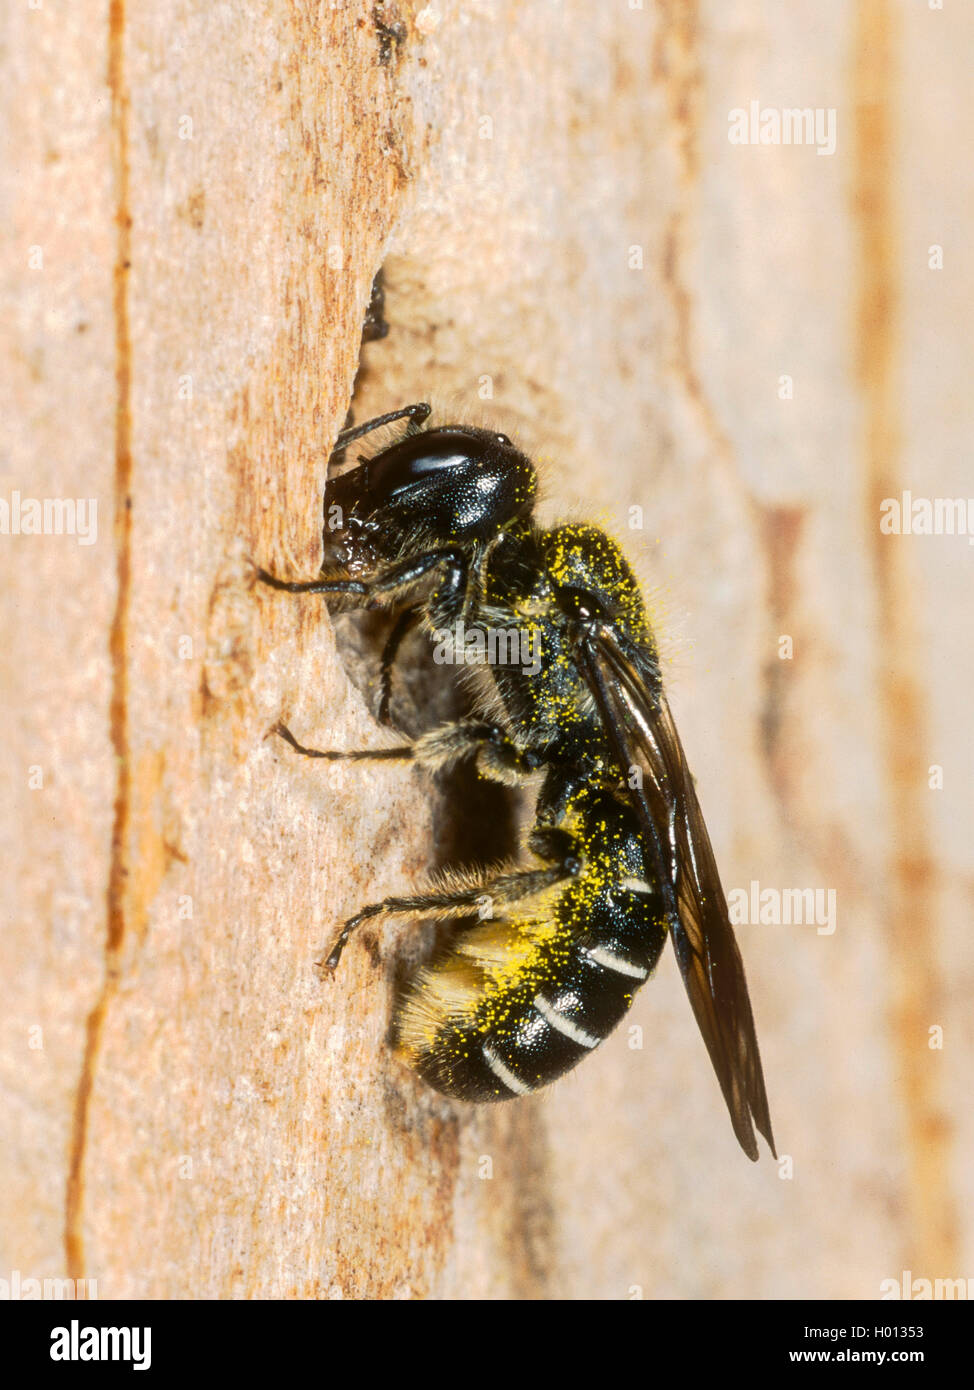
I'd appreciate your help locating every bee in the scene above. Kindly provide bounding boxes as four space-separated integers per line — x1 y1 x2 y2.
259 403 775 1160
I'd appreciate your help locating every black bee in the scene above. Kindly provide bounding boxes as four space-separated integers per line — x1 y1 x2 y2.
259 404 775 1160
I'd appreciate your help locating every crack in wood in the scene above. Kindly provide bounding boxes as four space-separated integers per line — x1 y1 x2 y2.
65 0 133 1284
853 0 957 1275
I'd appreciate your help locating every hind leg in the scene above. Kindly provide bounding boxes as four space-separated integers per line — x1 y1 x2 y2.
317 835 581 972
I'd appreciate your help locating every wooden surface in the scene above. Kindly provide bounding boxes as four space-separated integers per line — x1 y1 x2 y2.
2 0 972 1299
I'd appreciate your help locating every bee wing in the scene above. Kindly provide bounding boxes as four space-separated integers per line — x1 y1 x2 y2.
577 627 775 1162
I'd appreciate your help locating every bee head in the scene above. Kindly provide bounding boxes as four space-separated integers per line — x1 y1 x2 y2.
322 426 537 569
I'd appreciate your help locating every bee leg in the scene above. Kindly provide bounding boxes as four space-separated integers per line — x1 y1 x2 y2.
317 846 581 974
377 604 422 725
412 719 543 785
256 568 368 597
270 723 415 764
256 544 465 608
270 718 541 783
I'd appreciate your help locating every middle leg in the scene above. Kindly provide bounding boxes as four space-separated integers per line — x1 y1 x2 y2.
270 717 546 784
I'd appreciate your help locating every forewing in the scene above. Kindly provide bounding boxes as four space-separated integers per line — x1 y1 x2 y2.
578 628 775 1161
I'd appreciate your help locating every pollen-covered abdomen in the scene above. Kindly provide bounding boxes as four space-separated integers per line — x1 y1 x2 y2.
395 867 668 1102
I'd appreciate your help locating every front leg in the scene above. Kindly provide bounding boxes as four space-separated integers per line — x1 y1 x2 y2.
256 544 467 613
377 603 422 724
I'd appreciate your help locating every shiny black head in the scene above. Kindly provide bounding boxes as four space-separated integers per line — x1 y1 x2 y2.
322 424 537 569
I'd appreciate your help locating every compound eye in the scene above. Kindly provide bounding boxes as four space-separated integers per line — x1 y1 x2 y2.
494 432 511 446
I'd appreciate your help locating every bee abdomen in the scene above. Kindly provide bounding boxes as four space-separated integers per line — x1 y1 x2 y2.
397 906 667 1102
